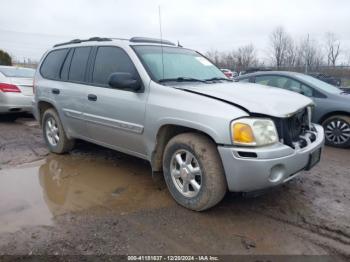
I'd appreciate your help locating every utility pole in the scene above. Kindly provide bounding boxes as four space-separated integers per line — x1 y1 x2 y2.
305 33 310 74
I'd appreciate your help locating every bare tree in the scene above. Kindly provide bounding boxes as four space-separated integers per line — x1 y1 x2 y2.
205 49 221 66
299 36 324 71
220 51 236 70
268 26 292 68
233 44 258 71
205 45 258 71
325 32 341 67
291 40 303 68
284 39 297 68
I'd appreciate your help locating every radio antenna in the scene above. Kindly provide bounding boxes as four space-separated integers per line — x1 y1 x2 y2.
159 5 165 79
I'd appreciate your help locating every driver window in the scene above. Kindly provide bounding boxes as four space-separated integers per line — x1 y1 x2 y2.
92 46 138 86
284 79 313 97
283 78 301 92
255 75 288 88
300 84 313 97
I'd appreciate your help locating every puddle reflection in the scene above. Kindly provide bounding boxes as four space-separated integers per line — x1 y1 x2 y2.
0 154 172 233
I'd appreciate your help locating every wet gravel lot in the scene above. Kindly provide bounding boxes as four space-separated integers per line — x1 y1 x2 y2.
0 115 349 258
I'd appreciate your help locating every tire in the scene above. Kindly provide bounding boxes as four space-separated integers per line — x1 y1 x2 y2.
42 108 75 154
163 133 227 211
322 115 350 148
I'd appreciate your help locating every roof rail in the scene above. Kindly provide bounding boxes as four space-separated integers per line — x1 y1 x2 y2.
53 37 112 47
129 37 175 46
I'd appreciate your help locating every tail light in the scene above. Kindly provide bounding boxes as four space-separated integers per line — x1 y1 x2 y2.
0 83 21 93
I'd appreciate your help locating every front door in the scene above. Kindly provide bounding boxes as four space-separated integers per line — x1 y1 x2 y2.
83 46 148 158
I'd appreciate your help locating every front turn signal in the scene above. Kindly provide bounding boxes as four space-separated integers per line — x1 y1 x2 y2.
232 122 255 145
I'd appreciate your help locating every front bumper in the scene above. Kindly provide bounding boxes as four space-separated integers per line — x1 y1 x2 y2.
218 124 325 192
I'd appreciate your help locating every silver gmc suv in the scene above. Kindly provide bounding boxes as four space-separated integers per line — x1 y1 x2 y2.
33 37 324 211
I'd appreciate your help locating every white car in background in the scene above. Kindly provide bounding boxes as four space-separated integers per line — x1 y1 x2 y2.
0 66 35 114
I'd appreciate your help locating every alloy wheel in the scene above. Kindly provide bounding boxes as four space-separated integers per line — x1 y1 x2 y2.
170 149 202 198
325 119 350 145
45 117 60 146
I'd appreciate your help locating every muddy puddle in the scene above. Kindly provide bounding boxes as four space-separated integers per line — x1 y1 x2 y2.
0 154 173 234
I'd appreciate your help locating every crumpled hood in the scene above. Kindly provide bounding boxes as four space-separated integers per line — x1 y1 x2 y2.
179 82 313 118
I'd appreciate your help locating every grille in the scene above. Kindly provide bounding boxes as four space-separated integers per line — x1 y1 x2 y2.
274 107 315 148
285 108 309 141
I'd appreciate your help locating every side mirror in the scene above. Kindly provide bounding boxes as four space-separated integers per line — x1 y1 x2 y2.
108 72 142 92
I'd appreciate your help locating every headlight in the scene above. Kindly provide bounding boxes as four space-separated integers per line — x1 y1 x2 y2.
231 118 278 146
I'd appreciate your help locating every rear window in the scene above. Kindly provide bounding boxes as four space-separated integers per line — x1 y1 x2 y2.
0 67 35 78
40 49 68 79
68 47 92 82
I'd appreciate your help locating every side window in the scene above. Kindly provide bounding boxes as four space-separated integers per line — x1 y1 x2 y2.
68 47 92 82
267 76 288 88
300 84 313 97
255 75 277 86
283 78 301 92
256 75 314 97
60 49 74 81
284 79 313 97
256 75 288 89
40 49 68 79
92 46 138 86
239 78 250 83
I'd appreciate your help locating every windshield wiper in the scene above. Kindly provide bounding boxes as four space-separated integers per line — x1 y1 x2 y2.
204 77 233 82
158 77 206 83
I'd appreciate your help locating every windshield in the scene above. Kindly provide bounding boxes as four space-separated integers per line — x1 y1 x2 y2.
296 74 341 94
132 45 226 82
0 67 35 78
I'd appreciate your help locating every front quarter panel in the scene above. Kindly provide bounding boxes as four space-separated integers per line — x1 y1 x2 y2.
144 82 249 158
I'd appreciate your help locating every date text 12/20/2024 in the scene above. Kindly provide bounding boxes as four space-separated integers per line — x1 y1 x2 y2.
127 255 219 261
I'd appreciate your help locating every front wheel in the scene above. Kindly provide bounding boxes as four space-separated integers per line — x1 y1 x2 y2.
163 133 227 211
42 108 75 154
323 115 350 148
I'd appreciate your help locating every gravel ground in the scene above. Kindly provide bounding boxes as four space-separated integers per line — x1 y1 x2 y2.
0 115 349 259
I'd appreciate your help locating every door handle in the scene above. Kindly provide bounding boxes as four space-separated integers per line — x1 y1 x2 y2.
52 88 60 95
88 94 97 101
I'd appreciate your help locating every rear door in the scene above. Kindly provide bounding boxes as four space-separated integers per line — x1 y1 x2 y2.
57 47 92 138
83 46 148 157
39 47 92 137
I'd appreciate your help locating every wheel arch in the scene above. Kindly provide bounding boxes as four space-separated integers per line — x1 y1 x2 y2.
151 124 219 173
37 100 58 126
319 111 350 124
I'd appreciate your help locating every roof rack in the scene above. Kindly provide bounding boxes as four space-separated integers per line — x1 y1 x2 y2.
53 37 112 47
129 37 176 46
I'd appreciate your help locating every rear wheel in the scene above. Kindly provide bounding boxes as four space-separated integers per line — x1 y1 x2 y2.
163 133 227 211
322 115 350 148
42 108 75 153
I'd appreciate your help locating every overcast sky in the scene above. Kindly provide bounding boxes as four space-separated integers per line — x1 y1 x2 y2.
1 0 350 62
